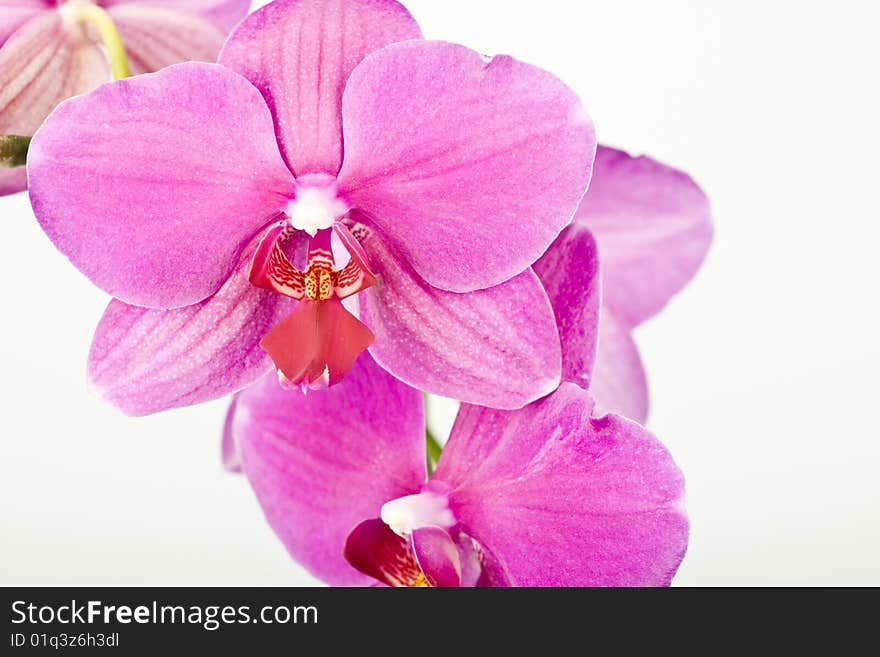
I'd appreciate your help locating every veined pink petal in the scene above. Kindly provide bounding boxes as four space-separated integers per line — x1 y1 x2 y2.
0 12 108 196
88 235 295 416
435 384 688 587
234 352 426 586
106 5 229 75
102 0 251 31
591 309 649 424
219 0 421 176
357 225 561 410
338 40 595 293
578 145 713 328
28 62 295 308
533 223 601 389
0 0 46 46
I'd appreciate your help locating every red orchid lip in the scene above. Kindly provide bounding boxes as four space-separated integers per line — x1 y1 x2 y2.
249 218 378 389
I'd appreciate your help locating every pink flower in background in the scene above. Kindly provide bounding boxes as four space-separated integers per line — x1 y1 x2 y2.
227 353 688 587
28 0 595 414
0 0 251 195
535 145 713 423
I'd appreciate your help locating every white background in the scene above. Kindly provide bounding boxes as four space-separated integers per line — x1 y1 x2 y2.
1 0 878 586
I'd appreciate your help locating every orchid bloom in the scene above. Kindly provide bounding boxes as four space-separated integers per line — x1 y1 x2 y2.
0 0 251 195
535 145 713 423
27 0 595 414
227 352 688 587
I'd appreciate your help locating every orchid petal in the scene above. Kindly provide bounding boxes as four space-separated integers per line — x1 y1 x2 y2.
343 518 423 587
102 0 251 31
435 384 688 587
411 526 461 587
338 40 595 292
357 225 561 410
533 223 601 389
235 353 425 585
577 145 712 327
219 0 421 177
332 222 378 299
0 0 44 46
591 310 649 424
28 62 295 308
88 234 295 416
106 5 228 76
1 12 108 196
249 222 306 299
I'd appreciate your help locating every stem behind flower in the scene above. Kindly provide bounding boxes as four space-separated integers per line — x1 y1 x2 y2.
0 135 31 168
68 3 131 80
426 428 443 476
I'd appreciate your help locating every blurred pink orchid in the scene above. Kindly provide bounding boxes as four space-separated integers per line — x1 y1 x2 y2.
28 0 595 413
0 0 251 195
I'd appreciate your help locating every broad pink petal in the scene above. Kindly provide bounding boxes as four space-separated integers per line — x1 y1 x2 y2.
357 225 561 410
235 353 426 586
435 384 688 587
591 310 649 424
106 5 228 75
0 0 45 46
338 40 595 292
219 0 421 176
0 12 108 195
28 62 295 308
411 526 461 587
343 518 422 587
533 223 601 389
88 235 295 416
578 145 712 327
221 393 242 473
103 0 251 31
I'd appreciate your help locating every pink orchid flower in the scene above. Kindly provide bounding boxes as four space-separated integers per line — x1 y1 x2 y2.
535 145 713 423
27 0 595 414
0 0 251 195
227 352 688 587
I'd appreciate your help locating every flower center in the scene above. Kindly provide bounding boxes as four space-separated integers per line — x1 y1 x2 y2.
302 245 335 301
284 185 349 238
247 183 377 390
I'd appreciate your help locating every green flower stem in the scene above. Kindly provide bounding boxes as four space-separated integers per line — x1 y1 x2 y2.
70 3 130 79
426 428 443 476
0 135 31 168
